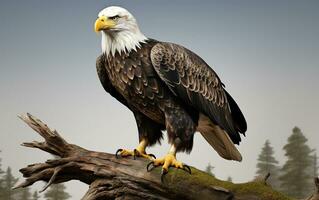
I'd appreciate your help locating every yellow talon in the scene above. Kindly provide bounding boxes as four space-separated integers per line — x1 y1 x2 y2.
153 153 184 171
115 139 156 160
146 144 191 180
116 149 134 157
115 148 155 160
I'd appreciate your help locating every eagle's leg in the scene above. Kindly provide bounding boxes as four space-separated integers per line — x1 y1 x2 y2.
147 106 195 179
115 138 156 160
116 112 162 160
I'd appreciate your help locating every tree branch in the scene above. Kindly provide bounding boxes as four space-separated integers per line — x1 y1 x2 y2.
14 113 315 200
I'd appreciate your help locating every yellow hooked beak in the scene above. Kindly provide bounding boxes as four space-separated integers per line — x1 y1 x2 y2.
94 16 116 32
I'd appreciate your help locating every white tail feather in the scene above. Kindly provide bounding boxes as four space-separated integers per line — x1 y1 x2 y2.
197 113 242 161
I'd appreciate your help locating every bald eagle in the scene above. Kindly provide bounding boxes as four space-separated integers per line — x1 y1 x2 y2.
94 6 247 176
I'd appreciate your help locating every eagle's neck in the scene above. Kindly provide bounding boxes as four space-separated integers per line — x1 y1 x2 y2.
101 30 147 57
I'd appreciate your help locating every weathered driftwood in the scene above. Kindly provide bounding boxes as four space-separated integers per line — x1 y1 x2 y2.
13 113 316 200
306 178 319 200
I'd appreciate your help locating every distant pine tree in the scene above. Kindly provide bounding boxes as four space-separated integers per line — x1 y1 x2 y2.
227 176 233 182
0 151 3 175
255 140 280 189
0 150 4 195
314 152 318 178
1 167 19 200
19 187 32 200
44 184 71 200
32 191 40 200
205 163 214 176
312 152 319 192
279 127 313 198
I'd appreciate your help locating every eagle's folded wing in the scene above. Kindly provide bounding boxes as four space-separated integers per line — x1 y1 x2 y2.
150 43 246 144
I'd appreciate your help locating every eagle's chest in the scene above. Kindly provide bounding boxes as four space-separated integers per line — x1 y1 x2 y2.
105 53 149 97
105 58 129 96
104 52 166 123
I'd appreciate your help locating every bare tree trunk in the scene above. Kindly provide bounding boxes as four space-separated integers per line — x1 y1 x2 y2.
13 113 316 200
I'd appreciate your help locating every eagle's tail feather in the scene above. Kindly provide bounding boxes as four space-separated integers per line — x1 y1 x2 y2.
197 114 242 161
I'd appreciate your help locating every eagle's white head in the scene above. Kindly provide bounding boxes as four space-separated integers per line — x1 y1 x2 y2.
95 6 147 56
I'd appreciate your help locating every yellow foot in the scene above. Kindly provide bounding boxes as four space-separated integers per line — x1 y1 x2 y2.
147 153 191 181
115 148 156 160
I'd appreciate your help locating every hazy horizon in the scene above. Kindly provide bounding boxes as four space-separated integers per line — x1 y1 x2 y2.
1 0 318 199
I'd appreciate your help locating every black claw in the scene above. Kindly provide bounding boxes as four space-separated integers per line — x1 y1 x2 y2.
146 161 157 172
133 149 138 160
148 153 156 159
115 149 123 159
182 164 192 174
161 169 168 183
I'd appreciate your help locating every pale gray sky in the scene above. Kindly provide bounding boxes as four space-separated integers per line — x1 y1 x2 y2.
0 0 318 199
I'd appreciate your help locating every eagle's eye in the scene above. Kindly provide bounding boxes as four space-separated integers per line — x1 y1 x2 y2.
109 15 120 20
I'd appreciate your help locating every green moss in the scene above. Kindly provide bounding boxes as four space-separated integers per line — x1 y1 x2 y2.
163 167 292 200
